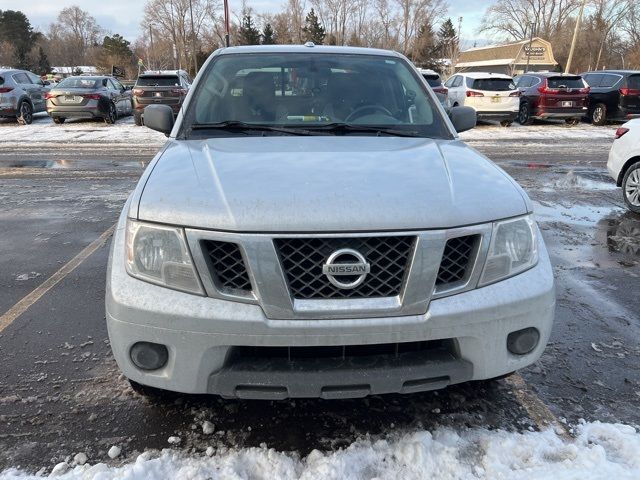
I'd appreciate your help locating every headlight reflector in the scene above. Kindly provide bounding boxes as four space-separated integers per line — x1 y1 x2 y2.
479 215 538 286
125 219 204 295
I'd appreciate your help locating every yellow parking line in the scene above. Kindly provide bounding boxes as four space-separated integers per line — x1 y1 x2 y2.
0 225 115 333
506 373 571 438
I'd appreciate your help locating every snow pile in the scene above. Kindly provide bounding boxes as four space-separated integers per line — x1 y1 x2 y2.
460 123 616 142
2 422 639 479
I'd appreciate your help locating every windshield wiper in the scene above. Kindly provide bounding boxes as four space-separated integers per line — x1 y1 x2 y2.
190 121 321 136
308 123 421 137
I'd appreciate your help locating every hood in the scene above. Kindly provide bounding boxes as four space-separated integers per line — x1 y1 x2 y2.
136 136 530 232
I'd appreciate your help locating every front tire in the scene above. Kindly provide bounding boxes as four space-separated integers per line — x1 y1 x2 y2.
17 101 33 125
518 102 533 125
622 162 640 213
104 102 117 124
592 103 607 126
134 113 143 126
53 117 65 125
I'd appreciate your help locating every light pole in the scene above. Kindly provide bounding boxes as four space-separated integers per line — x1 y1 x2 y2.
566 0 587 73
524 22 535 74
224 0 230 47
189 0 198 74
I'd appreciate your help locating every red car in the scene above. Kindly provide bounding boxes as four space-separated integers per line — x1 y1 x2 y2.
515 73 589 125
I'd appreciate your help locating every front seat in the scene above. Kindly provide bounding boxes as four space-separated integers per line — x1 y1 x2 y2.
241 72 276 122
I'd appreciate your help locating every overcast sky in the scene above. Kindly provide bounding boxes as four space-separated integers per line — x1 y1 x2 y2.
0 0 490 45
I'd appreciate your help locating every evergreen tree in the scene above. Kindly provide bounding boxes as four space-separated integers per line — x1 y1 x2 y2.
0 10 39 69
302 9 325 45
262 23 276 45
237 15 261 45
35 46 50 75
412 23 438 69
436 18 459 76
103 34 133 58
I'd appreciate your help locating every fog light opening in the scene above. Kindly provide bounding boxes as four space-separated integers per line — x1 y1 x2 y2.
507 328 540 355
130 342 169 371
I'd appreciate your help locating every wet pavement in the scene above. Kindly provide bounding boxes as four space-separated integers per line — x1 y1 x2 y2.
0 124 638 471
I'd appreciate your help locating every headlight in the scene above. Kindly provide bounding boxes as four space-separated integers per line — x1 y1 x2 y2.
125 219 204 295
479 215 538 287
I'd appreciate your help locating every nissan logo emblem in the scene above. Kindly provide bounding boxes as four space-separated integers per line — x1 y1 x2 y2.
322 249 371 289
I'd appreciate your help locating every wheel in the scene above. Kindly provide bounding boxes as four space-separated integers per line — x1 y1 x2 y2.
622 162 640 213
518 102 533 125
53 117 65 125
500 120 513 127
134 113 143 126
591 103 607 126
104 102 117 124
17 101 33 125
565 117 580 126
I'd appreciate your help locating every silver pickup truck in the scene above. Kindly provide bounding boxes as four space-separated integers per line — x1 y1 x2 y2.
106 44 555 400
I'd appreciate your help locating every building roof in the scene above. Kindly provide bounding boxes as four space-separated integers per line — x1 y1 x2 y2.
459 72 514 79
456 58 516 68
457 38 557 70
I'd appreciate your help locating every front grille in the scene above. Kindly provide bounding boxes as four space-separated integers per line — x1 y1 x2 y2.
274 236 415 299
436 235 479 286
201 240 252 293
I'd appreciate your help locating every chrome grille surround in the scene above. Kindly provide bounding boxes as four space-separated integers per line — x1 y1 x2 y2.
185 224 492 320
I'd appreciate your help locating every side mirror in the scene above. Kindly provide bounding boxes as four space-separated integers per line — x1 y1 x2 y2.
449 106 477 133
144 104 174 136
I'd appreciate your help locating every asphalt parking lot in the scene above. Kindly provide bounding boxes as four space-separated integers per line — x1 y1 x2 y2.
0 115 638 471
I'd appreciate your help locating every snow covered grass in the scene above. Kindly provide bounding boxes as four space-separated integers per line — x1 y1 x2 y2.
1 422 639 479
459 122 617 142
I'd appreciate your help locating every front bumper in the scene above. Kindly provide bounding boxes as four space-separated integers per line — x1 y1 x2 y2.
106 218 556 398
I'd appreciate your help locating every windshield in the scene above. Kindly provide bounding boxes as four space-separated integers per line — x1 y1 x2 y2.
628 75 640 89
137 76 180 87
182 53 450 138
422 75 441 87
469 78 516 91
57 77 99 89
547 77 584 89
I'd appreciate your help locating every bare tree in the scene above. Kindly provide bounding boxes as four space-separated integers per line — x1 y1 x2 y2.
49 6 103 65
589 0 632 69
479 0 582 41
395 0 446 55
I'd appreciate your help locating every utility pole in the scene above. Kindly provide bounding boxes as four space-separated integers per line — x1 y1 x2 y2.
566 0 587 73
224 0 230 47
149 25 154 70
524 22 535 74
189 0 198 74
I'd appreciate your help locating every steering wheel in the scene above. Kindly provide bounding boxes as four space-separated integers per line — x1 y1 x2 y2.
345 105 394 122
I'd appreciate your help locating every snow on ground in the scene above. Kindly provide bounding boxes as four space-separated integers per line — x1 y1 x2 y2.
459 122 617 142
1 422 639 479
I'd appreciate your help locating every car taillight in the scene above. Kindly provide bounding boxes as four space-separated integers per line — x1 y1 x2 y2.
620 88 640 96
509 91 521 97
0 87 14 94
82 94 101 100
466 90 484 97
44 92 57 99
577 87 590 94
132 88 144 96
615 127 629 139
171 88 187 95
432 87 448 95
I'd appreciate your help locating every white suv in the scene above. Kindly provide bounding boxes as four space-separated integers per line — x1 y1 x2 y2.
444 72 520 126
608 119 640 212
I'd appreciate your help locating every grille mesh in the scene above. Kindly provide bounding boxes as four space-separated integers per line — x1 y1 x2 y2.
436 235 479 286
202 240 252 293
275 237 415 299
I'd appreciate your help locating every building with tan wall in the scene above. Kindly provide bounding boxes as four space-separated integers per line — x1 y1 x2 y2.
455 38 558 76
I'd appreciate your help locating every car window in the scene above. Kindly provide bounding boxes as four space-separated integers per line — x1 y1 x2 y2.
470 78 516 91
453 76 464 88
517 76 532 88
137 76 180 87
600 74 621 88
0 76 4 86
184 52 449 139
422 75 441 87
27 72 41 84
444 76 456 88
583 73 601 87
57 77 100 89
111 78 124 90
547 76 585 89
628 75 640 89
12 72 31 84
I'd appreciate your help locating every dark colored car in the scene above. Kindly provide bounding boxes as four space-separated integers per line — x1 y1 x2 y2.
131 70 191 126
0 69 50 124
581 70 640 125
419 68 449 109
46 76 132 124
515 73 589 125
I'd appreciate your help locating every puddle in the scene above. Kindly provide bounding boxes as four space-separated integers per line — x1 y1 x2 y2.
599 211 640 256
534 201 619 227
504 160 555 169
0 159 146 170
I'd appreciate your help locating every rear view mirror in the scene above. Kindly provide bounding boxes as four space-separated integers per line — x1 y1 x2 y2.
449 106 477 133
144 105 174 136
